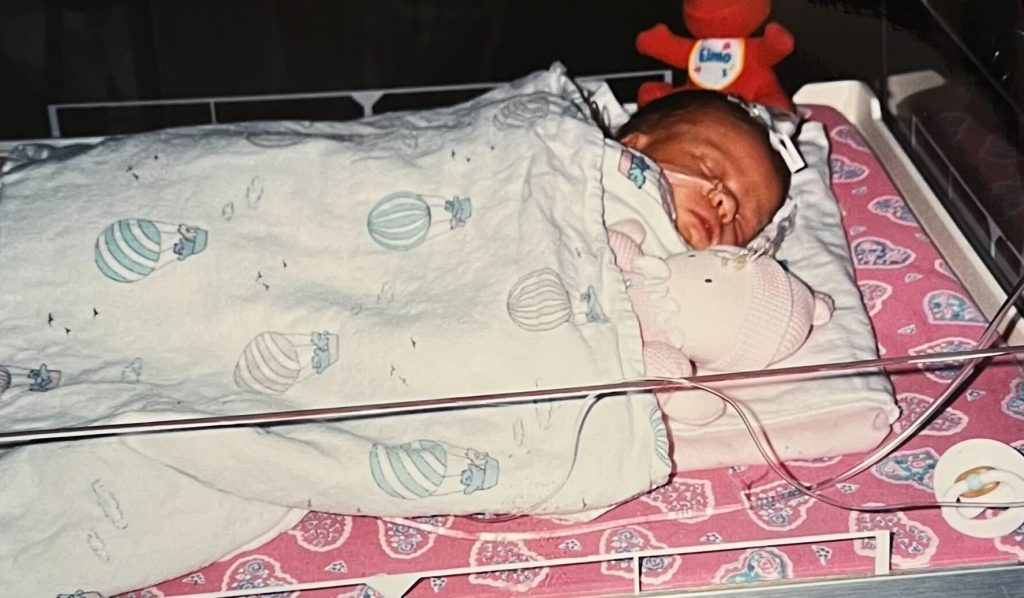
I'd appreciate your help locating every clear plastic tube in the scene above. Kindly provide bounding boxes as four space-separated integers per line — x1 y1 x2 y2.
452 273 1024 536
808 272 1024 492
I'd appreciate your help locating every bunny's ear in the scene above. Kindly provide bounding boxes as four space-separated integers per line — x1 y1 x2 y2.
634 255 670 283
632 255 686 344
634 256 670 303
608 219 647 246
812 291 835 326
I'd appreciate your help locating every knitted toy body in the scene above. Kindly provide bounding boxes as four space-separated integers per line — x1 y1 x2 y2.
635 0 795 112
608 220 833 427
609 227 725 425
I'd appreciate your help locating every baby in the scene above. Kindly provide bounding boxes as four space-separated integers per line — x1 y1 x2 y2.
615 90 794 251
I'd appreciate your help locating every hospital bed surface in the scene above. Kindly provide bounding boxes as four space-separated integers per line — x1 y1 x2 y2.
115 105 1024 597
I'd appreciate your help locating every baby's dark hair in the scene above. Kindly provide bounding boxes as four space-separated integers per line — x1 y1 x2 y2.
616 90 791 194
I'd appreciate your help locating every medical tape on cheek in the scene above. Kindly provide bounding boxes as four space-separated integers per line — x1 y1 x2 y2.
663 167 737 219
655 170 678 223
661 166 727 209
660 166 712 190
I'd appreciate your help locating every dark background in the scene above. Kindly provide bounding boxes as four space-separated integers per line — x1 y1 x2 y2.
1 0 890 140
3 0 1023 292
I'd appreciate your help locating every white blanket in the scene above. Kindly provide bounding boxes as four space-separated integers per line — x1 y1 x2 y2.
0 65 670 596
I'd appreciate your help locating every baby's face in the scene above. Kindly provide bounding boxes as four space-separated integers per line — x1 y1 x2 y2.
622 109 785 249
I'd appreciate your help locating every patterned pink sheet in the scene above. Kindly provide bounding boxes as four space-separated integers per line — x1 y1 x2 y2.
125 105 1024 598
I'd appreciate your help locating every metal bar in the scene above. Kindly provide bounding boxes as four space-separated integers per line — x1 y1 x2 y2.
46 87 482 111
1 345 1021 446
45 70 671 112
42 69 672 138
874 530 891 576
166 530 886 598
46 105 61 138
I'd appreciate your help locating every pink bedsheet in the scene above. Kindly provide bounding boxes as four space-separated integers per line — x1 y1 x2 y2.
124 105 1024 598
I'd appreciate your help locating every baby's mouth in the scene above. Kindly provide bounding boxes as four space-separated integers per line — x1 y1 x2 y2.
686 209 718 247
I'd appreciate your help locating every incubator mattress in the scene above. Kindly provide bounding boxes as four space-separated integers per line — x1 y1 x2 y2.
123 106 1024 596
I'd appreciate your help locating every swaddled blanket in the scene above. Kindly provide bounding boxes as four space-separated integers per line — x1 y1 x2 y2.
0 66 670 595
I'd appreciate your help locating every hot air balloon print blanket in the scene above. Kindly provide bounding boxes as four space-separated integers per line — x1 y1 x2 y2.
0 66 673 594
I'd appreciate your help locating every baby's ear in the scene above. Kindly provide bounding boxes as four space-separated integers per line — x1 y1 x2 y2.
620 132 649 150
609 219 648 246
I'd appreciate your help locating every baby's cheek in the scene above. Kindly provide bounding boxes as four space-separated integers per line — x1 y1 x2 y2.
676 219 707 250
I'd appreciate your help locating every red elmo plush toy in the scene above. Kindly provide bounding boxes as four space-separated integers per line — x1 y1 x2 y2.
636 0 795 112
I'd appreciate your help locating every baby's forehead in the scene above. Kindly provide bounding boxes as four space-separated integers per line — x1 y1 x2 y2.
669 104 767 141
654 117 776 181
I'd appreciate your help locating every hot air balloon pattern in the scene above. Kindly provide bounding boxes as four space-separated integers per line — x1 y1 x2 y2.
244 132 305 148
95 219 208 283
493 95 555 130
366 192 472 251
619 149 651 189
507 268 607 332
369 440 500 500
0 363 62 397
235 330 339 395
616 150 676 220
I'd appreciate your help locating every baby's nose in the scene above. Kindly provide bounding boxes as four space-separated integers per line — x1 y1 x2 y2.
710 186 738 223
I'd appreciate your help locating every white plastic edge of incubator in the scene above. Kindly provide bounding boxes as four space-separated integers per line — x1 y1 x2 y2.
793 78 1024 346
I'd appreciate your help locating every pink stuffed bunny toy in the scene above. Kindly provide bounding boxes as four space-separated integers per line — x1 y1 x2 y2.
608 220 833 426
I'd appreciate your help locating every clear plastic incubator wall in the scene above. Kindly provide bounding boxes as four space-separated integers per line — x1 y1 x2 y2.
0 1 1023 597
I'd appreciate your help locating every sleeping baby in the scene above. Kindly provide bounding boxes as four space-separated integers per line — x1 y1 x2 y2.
596 90 819 426
603 90 803 255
